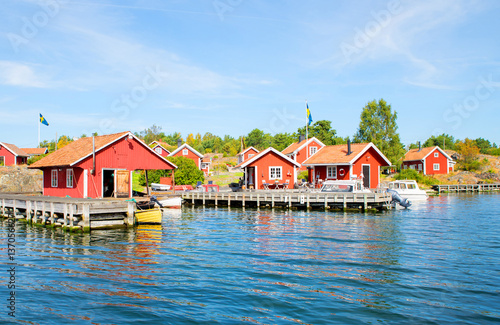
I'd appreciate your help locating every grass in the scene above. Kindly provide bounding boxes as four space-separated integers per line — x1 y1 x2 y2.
207 172 243 187
132 171 145 192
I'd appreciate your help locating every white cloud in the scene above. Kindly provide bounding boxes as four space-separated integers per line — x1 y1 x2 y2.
0 61 49 88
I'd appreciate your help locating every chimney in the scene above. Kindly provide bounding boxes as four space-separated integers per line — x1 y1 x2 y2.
177 139 182 148
418 141 421 151
299 135 305 143
347 138 352 155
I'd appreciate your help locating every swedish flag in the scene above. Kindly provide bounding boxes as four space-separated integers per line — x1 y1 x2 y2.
306 103 312 126
40 113 49 126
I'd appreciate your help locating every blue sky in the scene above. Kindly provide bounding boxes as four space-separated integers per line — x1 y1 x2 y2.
1 0 499 148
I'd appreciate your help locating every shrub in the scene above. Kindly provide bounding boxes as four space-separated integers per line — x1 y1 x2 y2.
298 170 308 181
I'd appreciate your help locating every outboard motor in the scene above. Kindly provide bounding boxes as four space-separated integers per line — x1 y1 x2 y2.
150 195 163 208
386 189 412 208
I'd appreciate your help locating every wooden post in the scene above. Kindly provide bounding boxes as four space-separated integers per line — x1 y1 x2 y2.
242 194 245 207
343 195 346 210
271 194 274 208
172 170 175 194
324 195 328 209
257 193 260 207
145 170 150 196
50 202 55 224
215 194 218 207
83 203 91 232
69 204 74 228
26 200 32 223
363 194 367 211
1 198 4 216
13 200 17 219
34 200 38 223
63 203 68 226
42 201 46 223
126 201 135 227
203 193 205 205
228 194 231 207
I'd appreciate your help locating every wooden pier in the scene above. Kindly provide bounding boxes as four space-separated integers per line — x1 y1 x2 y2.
181 190 392 211
432 183 500 193
0 194 136 232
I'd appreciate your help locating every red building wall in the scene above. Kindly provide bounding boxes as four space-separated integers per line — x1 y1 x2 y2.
351 147 387 188
424 149 449 175
171 149 201 169
402 161 423 172
244 148 259 161
247 151 297 189
42 167 85 197
294 140 322 171
0 146 16 166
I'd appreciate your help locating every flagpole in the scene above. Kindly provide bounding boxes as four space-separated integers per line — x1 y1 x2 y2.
306 100 309 160
38 114 40 148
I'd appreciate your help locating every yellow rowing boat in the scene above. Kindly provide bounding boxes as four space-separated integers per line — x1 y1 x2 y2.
135 207 162 224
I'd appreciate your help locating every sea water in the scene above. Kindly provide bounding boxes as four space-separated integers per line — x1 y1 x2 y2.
1 193 499 324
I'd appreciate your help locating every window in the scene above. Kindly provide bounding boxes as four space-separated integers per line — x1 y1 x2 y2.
433 163 440 171
66 169 74 188
51 169 58 187
327 166 337 178
410 165 415 170
0 156 4 166
269 166 282 180
434 152 439 158
155 147 162 154
418 164 422 171
309 146 317 156
182 149 188 155
248 154 254 159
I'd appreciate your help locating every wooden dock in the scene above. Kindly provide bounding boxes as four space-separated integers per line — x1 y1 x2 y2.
432 183 500 193
0 194 136 232
181 190 392 211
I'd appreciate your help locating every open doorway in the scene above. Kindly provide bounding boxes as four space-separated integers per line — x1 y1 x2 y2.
103 169 115 198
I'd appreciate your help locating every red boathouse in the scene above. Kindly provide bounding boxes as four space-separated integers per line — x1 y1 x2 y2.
29 131 177 198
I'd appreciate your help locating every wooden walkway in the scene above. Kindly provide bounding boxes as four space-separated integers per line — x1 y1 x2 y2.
0 194 135 231
432 183 500 193
181 190 392 211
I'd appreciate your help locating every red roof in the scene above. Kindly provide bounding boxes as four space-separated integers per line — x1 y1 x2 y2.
0 142 29 157
282 137 325 155
21 148 48 155
28 131 177 169
303 143 391 166
404 146 452 161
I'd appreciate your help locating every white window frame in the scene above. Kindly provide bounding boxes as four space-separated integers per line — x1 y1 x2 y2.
269 166 282 180
433 163 440 171
327 166 337 179
155 147 162 154
51 169 58 187
434 152 439 158
66 169 74 188
309 146 318 156
182 149 188 155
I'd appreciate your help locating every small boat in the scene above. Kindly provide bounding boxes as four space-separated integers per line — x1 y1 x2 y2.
135 207 162 224
151 183 171 191
320 179 372 193
151 196 182 209
385 180 428 201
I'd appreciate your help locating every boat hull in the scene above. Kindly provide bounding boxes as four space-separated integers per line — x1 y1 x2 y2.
135 208 162 224
156 197 182 209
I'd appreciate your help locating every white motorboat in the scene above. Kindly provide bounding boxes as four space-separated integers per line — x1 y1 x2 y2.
320 179 372 194
385 180 428 201
151 183 171 191
153 196 182 209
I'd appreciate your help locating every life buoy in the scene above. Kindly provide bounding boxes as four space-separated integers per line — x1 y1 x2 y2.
339 168 345 177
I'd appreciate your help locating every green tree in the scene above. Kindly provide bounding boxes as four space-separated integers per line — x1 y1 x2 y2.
272 132 296 151
246 129 272 150
297 120 344 145
456 138 481 171
423 134 456 150
354 99 405 165
474 138 492 154
139 156 204 187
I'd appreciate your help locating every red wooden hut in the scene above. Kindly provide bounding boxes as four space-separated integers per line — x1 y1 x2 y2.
403 146 455 175
29 131 177 198
302 141 391 189
169 143 204 169
149 141 171 158
237 147 259 164
236 147 301 189
0 142 29 166
282 136 325 171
